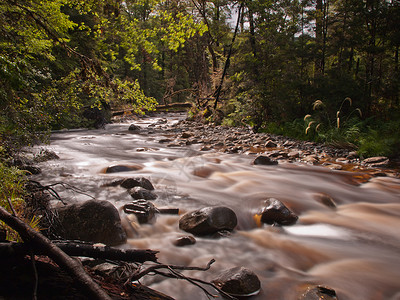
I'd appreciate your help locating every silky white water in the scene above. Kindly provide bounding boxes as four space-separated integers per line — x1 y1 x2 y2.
33 113 400 300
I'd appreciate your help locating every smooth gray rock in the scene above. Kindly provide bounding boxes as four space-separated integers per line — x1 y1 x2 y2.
179 206 237 236
212 266 261 297
120 177 154 190
259 198 298 226
173 235 196 247
128 186 157 200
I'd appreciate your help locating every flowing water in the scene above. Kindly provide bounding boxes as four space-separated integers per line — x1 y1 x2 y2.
33 113 400 300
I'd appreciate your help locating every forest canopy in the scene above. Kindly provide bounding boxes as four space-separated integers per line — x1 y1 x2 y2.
1 0 399 157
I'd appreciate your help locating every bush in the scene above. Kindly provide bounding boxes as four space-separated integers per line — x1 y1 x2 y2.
0 160 28 241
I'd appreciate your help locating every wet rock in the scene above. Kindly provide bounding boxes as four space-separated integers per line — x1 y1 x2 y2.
173 235 196 247
19 165 41 175
313 193 337 209
34 149 60 162
283 140 295 147
326 163 343 170
288 151 301 158
167 143 181 148
303 155 318 165
253 155 278 166
200 146 212 151
128 124 141 131
156 118 168 124
179 206 237 236
361 156 390 168
265 140 278 148
259 198 298 226
299 285 338 300
105 164 142 173
212 267 261 297
123 200 157 224
120 177 154 190
334 158 349 165
128 186 158 200
371 171 388 177
347 151 358 159
181 132 193 138
159 138 172 143
54 200 126 246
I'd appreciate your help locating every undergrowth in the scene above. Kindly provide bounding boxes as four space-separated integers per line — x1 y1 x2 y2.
226 97 400 158
0 151 39 242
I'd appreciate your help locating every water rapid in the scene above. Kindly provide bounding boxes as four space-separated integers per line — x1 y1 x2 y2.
33 113 400 300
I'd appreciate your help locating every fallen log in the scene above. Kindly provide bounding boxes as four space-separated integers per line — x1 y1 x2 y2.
0 241 158 263
0 206 112 300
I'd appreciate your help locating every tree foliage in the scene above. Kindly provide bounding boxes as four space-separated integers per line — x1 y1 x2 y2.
0 0 207 152
0 0 399 158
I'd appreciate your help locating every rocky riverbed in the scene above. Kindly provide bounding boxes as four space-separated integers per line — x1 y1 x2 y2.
13 111 400 300
125 112 399 178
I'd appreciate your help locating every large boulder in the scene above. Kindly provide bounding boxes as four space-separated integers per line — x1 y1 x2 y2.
179 206 237 236
54 200 126 246
212 267 261 297
259 198 298 226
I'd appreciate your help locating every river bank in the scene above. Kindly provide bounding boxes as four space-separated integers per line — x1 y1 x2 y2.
121 112 399 178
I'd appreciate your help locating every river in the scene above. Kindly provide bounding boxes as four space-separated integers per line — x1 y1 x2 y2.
33 113 400 300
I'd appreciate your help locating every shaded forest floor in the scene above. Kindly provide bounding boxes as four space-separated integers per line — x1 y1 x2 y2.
0 255 173 300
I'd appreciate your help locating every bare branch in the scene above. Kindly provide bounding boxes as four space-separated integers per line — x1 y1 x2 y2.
126 259 237 300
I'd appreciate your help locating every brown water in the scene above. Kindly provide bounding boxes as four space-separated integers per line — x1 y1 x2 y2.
33 113 400 300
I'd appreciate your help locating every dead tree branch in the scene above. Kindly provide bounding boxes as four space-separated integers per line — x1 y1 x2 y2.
28 180 96 202
0 241 158 263
127 259 237 300
0 206 112 300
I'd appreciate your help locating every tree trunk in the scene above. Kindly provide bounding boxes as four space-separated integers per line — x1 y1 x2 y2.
213 4 243 109
315 0 324 76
